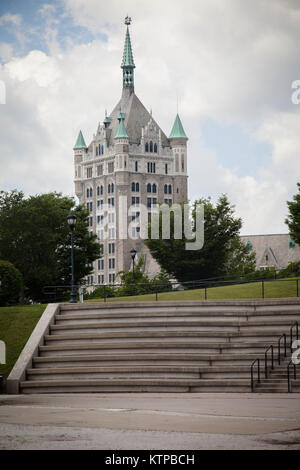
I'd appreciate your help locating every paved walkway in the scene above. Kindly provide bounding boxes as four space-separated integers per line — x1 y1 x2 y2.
0 393 300 449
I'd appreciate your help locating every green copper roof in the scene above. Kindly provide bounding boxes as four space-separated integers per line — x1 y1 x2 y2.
114 117 129 139
169 114 188 139
121 26 135 68
73 130 87 149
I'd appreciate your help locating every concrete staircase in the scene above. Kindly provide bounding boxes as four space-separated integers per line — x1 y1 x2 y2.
19 300 300 393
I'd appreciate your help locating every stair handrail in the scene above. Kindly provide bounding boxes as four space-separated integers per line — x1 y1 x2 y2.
251 358 261 392
278 333 287 365
264 344 274 378
287 359 297 393
290 321 299 352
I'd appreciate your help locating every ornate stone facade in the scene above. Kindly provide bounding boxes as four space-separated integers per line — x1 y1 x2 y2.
73 19 188 284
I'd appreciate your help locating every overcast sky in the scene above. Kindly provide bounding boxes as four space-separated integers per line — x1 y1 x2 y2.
0 0 299 235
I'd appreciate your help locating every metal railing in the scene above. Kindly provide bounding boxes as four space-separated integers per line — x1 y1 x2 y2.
251 358 261 392
278 333 287 365
287 360 297 393
251 321 299 392
264 345 274 378
290 321 299 352
42 276 300 304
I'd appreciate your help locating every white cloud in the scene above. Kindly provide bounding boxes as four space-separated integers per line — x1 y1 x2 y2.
0 0 299 235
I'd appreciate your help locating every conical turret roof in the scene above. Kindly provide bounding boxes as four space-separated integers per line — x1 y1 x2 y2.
73 130 87 149
169 114 188 139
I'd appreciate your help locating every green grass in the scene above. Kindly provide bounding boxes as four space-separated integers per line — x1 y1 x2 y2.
0 304 46 379
87 279 300 303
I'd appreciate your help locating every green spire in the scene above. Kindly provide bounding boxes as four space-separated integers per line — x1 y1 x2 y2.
73 130 87 149
121 17 135 89
169 114 188 139
114 116 129 139
121 26 135 68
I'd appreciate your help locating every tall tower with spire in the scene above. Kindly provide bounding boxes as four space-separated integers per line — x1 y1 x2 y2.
73 18 188 284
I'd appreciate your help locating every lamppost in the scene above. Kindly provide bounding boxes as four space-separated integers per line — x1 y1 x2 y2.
130 248 137 283
67 214 77 303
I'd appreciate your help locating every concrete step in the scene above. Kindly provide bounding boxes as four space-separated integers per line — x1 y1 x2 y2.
50 319 297 333
39 341 281 356
20 377 252 394
32 353 262 368
26 365 252 381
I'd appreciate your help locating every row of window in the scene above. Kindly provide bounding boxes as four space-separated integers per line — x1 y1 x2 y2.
90 274 116 285
145 141 158 153
96 144 104 156
86 160 171 180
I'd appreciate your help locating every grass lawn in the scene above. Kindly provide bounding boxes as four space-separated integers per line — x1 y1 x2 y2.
88 278 300 303
0 304 46 379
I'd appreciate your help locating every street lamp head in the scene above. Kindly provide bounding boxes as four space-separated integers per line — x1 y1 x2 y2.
67 214 77 230
130 248 137 260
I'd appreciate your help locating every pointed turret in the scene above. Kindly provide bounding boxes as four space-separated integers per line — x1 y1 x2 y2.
169 114 188 176
121 16 135 91
169 114 188 140
114 113 129 139
73 130 87 149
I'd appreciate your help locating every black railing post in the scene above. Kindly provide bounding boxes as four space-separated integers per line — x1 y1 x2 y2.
288 360 297 393
251 358 260 392
265 345 274 378
290 321 299 352
278 333 287 365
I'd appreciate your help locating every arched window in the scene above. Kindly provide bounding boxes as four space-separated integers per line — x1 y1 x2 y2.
135 161 138 172
98 144 101 155
100 185 103 195
152 183 157 193
164 184 168 194
136 182 139 192
154 143 157 153
96 146 98 156
87 188 90 198
90 188 93 197
132 182 135 192
108 184 111 194
111 183 114 193
97 186 100 196
102 145 104 154
147 183 151 193
168 185 172 194
150 141 153 152
145 142 149 152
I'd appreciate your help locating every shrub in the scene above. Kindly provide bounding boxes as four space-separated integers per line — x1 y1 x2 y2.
0 260 23 306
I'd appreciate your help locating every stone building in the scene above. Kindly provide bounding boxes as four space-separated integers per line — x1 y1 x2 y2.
240 234 300 270
73 17 188 284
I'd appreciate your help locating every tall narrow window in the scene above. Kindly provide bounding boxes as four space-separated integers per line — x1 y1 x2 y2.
145 142 149 152
135 161 138 172
150 141 153 152
136 182 139 192
147 183 151 193
152 184 157 193
154 143 157 153
132 182 135 192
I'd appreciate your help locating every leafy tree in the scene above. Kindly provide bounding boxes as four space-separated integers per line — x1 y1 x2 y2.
145 195 255 282
286 182 300 246
0 260 23 306
0 190 101 301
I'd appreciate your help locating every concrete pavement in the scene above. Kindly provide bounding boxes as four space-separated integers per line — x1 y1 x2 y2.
0 393 300 449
